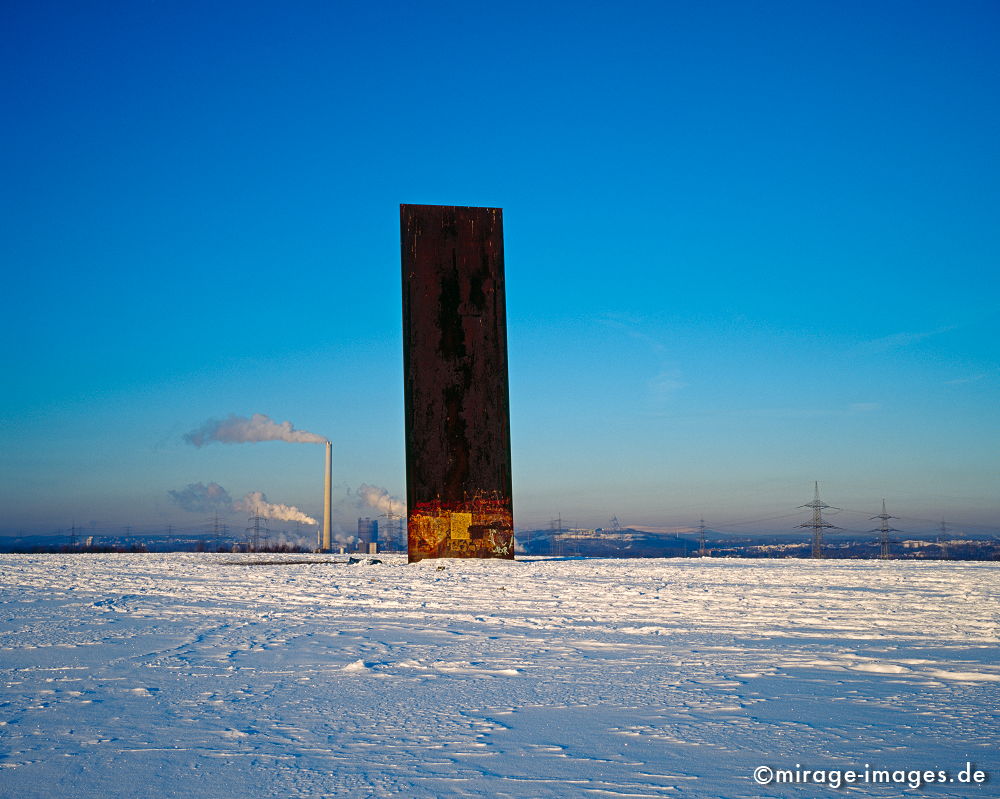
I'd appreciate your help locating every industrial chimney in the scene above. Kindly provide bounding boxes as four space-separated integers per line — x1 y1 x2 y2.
322 440 332 551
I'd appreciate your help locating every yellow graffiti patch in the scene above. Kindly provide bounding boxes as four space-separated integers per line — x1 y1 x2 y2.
449 512 472 540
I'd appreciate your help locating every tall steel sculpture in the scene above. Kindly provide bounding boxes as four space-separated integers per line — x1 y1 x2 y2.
400 204 514 562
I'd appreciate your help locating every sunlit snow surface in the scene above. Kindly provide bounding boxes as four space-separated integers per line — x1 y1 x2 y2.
1 555 997 798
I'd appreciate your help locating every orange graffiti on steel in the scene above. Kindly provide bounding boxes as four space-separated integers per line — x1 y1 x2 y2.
408 493 514 560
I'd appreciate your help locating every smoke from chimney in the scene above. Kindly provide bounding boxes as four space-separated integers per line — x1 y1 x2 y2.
184 413 326 447
168 482 318 526
236 491 318 525
357 483 405 515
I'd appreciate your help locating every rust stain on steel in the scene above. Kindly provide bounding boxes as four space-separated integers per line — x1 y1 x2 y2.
400 204 514 562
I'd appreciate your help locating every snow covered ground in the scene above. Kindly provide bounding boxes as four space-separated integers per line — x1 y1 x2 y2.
1 554 997 798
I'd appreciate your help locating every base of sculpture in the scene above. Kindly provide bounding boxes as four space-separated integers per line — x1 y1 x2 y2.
408 493 514 560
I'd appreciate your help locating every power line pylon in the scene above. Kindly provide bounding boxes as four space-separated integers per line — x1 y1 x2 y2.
609 515 623 552
246 509 269 552
869 498 900 559
549 514 563 556
797 481 840 558
212 514 230 550
938 520 950 559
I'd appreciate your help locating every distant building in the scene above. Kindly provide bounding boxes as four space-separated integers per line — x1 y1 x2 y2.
358 518 378 550
903 540 932 549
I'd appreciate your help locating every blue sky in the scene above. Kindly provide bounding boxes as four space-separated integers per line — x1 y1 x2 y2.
2 0 998 539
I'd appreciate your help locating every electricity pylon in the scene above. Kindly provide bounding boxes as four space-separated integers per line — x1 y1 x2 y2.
869 498 900 559
246 510 269 552
610 515 623 552
797 481 840 558
549 514 564 556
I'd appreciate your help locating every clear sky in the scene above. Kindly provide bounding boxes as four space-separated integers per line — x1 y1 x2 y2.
2 0 998 540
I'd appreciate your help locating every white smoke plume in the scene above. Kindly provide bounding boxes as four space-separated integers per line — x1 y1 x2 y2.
236 491 318 526
356 483 405 516
185 413 326 447
168 482 234 513
331 523 356 547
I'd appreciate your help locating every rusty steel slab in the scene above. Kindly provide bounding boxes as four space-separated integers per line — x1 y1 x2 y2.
400 204 514 562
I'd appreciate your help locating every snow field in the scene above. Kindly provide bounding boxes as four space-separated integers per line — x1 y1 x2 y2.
0 555 997 797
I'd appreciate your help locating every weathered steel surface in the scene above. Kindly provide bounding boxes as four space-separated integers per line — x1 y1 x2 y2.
400 204 514 562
